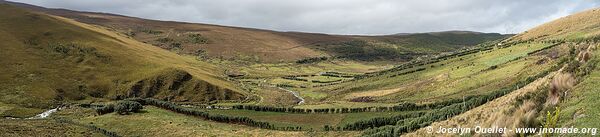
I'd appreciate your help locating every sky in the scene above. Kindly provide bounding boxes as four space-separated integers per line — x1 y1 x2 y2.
9 0 600 35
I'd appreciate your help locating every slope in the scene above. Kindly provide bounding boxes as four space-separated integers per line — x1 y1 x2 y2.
0 4 244 118
512 8 600 41
1 0 510 63
363 7 600 137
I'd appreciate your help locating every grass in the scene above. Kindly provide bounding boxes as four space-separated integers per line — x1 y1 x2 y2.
232 60 389 104
0 119 104 136
77 106 358 136
558 47 600 136
22 4 508 63
205 109 419 130
507 9 600 135
207 109 345 129
480 43 546 66
294 101 400 109
312 32 508 61
337 111 422 125
254 87 300 106
0 2 598 137
404 64 560 136
270 78 309 87
297 90 329 100
300 75 351 83
559 73 600 136
298 42 558 104
513 7 600 41
239 60 386 78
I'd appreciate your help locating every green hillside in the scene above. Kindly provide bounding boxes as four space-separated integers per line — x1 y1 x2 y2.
379 8 600 137
316 32 509 61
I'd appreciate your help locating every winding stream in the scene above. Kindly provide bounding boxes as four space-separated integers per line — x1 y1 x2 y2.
26 107 59 119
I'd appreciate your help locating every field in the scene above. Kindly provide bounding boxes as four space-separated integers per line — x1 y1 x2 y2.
205 109 422 130
277 42 561 106
0 119 105 136
223 41 562 107
72 106 358 137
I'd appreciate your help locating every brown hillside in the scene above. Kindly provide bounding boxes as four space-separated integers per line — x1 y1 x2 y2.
513 8 600 41
1 0 509 63
0 4 243 117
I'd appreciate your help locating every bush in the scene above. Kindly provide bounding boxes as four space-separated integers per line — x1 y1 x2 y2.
188 34 209 44
114 100 143 115
95 104 115 115
141 29 163 35
156 37 173 43
296 57 328 64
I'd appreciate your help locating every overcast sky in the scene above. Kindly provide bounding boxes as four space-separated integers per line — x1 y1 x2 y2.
10 0 600 35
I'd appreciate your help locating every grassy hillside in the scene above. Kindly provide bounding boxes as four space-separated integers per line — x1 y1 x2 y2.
532 8 600 137
0 4 244 118
394 8 600 137
62 105 357 137
0 119 105 136
492 8 600 135
316 32 509 61
1 1 509 63
268 41 560 105
513 9 600 41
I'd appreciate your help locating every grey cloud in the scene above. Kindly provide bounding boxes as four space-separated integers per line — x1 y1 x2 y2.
9 0 600 35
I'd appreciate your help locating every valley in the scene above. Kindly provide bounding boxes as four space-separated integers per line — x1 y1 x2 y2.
1 1 599 137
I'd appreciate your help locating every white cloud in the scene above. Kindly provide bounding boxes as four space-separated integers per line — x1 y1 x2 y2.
9 0 600 35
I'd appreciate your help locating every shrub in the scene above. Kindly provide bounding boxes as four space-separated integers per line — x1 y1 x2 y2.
188 34 209 44
141 29 163 35
95 104 115 115
156 37 174 43
114 100 143 115
296 57 328 64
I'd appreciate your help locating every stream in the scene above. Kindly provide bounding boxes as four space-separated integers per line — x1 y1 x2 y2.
26 108 59 119
5 107 59 119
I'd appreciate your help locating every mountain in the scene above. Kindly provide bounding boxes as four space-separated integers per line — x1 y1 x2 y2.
0 0 510 63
